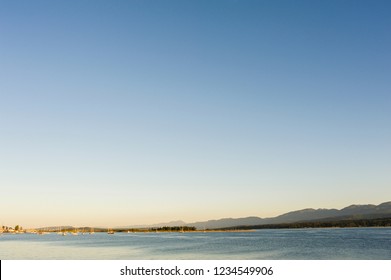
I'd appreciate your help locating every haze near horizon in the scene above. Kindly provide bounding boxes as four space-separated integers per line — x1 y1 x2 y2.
1 0 390 228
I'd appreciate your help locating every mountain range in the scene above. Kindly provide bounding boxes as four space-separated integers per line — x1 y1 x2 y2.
122 201 391 229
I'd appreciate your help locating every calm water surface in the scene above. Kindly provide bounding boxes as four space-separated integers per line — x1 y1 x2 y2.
1 228 390 259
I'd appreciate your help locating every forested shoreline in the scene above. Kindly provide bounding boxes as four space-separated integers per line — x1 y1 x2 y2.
221 217 391 230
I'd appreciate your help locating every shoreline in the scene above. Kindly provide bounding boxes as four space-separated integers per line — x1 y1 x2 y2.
3 227 391 236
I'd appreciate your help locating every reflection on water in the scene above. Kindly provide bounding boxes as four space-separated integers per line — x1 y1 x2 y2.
1 228 390 259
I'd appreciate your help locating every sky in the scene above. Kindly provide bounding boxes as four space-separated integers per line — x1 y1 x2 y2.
1 0 390 228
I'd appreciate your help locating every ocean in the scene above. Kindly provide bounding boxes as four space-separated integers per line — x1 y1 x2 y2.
1 228 390 259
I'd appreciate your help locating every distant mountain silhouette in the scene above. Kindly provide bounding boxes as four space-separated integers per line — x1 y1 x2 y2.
119 220 187 229
187 201 391 229
119 201 391 230
186 217 265 230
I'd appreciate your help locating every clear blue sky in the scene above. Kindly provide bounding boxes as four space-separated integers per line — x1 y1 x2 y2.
1 0 390 228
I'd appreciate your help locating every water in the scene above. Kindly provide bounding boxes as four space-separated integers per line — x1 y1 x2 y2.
1 228 390 259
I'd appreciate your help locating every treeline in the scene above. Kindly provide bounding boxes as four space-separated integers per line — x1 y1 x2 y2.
117 226 196 232
1 225 23 232
153 226 196 232
222 217 391 230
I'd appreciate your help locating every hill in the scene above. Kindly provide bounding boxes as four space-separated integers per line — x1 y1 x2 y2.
185 201 391 229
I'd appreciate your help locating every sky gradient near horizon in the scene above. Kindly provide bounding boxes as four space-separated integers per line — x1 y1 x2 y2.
1 0 390 228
